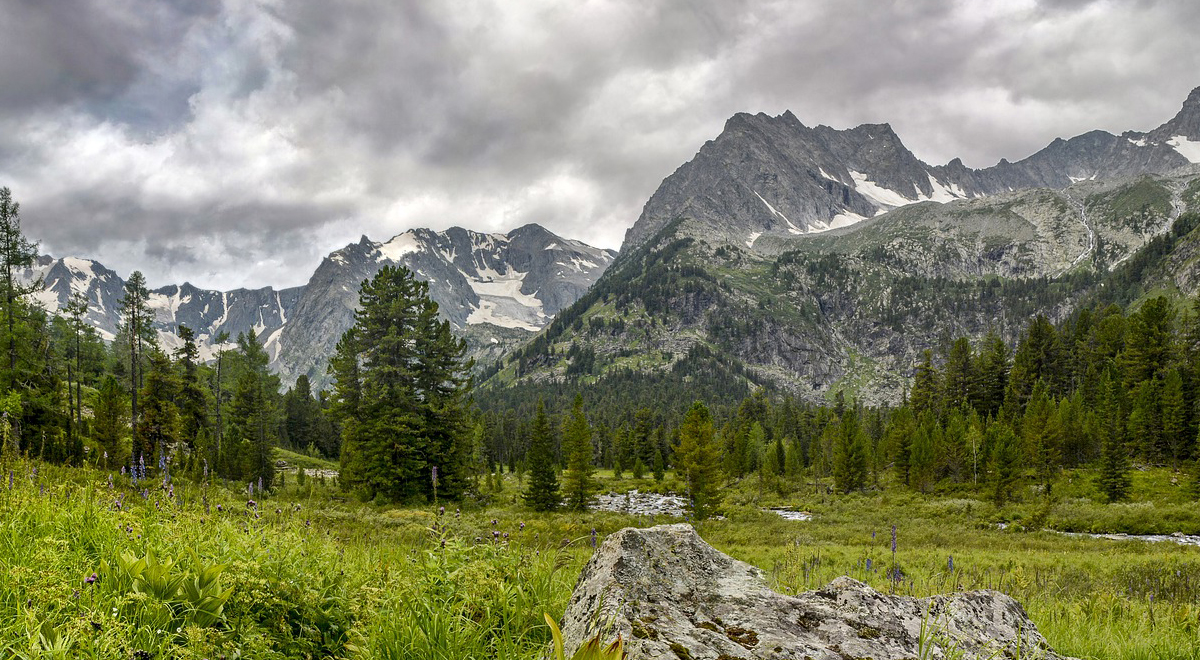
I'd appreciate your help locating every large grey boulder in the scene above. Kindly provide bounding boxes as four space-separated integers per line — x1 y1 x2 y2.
560 524 1075 660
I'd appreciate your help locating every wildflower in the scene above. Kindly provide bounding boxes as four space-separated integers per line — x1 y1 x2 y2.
438 506 445 516
455 508 460 518
591 528 598 548
866 558 873 571
493 530 500 540
503 532 509 540
891 525 897 554
519 522 525 531
948 556 954 573
216 504 223 512
440 539 446 549
431 466 438 486
258 476 263 493
491 519 497 526
85 573 98 585
247 499 257 509
275 508 281 514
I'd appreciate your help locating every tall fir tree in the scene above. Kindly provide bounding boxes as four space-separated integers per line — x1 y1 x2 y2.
1097 373 1132 502
676 401 723 520
523 400 561 511
0 187 39 380
136 349 180 467
331 265 472 502
228 330 278 487
832 407 868 493
561 394 597 511
118 271 155 458
93 375 127 468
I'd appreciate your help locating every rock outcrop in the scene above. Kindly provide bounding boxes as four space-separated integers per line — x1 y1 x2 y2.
559 524 1075 660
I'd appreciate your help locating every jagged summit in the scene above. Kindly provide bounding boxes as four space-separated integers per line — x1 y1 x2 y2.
623 85 1200 252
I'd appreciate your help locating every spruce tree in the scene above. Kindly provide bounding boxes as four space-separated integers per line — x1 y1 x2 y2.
93 375 127 468
676 401 723 520
331 266 472 502
136 349 180 468
174 325 208 454
229 330 278 488
833 408 867 493
561 394 596 511
910 350 941 416
1160 369 1187 467
118 271 155 458
0 187 39 379
523 400 561 511
1097 374 1131 502
990 424 1021 506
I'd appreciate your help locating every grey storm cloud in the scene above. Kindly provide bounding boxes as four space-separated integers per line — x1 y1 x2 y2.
0 0 1197 290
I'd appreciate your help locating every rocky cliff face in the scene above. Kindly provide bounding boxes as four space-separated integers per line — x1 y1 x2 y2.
623 86 1200 253
24 223 615 387
559 524 1075 660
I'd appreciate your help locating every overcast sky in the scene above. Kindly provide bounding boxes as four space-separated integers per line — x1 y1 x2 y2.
1 0 1198 291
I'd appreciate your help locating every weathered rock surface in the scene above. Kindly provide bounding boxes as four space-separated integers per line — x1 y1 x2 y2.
560 524 1075 660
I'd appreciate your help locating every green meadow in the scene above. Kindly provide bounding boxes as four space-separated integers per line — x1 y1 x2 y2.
2 459 1198 660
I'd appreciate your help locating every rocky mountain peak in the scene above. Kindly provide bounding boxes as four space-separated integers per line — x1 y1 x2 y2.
621 85 1200 253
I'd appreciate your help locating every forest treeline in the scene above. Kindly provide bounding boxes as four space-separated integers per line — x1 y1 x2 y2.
4 184 1200 509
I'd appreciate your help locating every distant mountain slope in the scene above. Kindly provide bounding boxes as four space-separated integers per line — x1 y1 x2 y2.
487 169 1200 407
22 223 616 386
623 87 1200 252
274 224 615 388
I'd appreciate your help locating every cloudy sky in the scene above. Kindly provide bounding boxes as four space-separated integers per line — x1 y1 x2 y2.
2 0 1198 290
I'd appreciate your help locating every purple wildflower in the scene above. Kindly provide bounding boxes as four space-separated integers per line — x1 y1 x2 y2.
519 522 525 531
891 525 897 554
431 466 438 486
85 573 98 585
866 558 873 571
438 506 445 516
948 556 954 573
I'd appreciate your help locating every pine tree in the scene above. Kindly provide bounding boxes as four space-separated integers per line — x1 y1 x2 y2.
989 424 1021 506
910 350 941 416
973 331 1010 417
0 187 39 380
136 349 180 468
1022 381 1060 497
331 266 472 502
833 408 867 493
174 325 208 454
1097 373 1132 502
118 271 155 458
1160 369 1187 467
93 375 127 468
523 400 561 511
676 401 723 520
561 394 596 511
942 337 975 411
228 330 278 488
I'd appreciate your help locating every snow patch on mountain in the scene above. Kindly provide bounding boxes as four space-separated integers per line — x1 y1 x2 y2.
1168 135 1200 164
377 231 422 262
849 170 911 208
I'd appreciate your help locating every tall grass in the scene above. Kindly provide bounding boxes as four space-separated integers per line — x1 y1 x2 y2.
2 461 1198 658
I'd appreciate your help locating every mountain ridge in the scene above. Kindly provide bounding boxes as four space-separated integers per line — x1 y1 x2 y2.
23 223 616 387
623 86 1200 253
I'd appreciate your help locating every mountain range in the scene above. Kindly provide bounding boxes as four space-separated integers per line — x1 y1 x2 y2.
25 86 1200 405
486 86 1200 407
23 224 615 388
